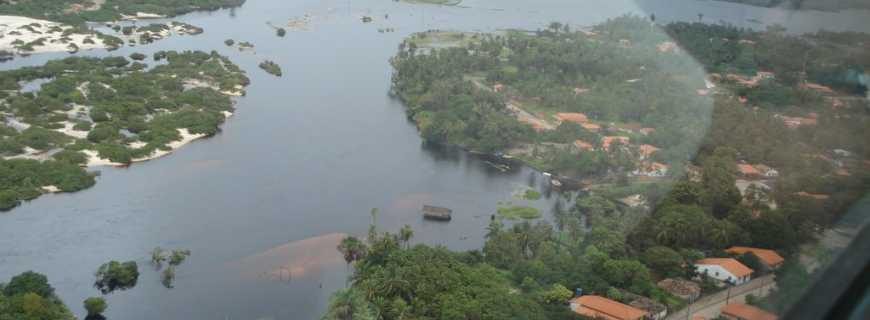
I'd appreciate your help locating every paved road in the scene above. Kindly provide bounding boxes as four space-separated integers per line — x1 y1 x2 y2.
666 274 777 320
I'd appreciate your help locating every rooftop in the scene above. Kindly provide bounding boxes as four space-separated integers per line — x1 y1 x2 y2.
725 246 784 267
571 295 647 320
721 303 778 320
696 258 753 278
554 112 589 124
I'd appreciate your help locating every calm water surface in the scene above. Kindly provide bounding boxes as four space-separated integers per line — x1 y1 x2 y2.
2 0 868 319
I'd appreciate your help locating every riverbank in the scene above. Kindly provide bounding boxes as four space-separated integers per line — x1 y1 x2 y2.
0 15 112 55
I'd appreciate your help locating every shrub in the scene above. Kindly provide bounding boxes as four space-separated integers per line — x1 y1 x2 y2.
83 297 107 316
94 261 139 294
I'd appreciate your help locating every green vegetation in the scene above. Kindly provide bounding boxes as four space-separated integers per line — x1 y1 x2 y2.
150 247 191 288
0 51 249 210
94 260 139 294
0 0 247 25
522 189 542 200
83 296 107 318
329 16 870 319
0 271 74 320
497 205 541 219
259 60 283 77
276 28 286 37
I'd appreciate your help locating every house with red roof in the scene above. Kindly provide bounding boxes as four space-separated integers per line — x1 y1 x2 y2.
721 303 778 320
554 112 589 124
725 246 785 270
569 295 648 320
737 164 760 178
574 140 595 151
602 136 629 151
695 258 753 285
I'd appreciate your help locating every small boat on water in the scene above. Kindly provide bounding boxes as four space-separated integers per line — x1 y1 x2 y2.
422 205 452 221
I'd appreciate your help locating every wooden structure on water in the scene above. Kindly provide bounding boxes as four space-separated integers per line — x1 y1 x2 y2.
422 205 452 221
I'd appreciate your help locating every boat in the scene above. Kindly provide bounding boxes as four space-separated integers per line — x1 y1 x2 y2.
422 205 452 221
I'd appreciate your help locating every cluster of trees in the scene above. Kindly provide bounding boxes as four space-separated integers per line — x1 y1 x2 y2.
391 16 713 176
0 158 96 210
258 60 283 77
0 0 246 25
360 17 870 318
150 247 191 288
0 50 249 210
94 260 139 294
0 271 75 320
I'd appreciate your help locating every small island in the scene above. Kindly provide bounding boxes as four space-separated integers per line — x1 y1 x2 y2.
0 50 250 210
0 0 247 24
259 60 283 77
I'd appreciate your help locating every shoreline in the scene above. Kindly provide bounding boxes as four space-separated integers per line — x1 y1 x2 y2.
83 128 212 167
0 15 109 55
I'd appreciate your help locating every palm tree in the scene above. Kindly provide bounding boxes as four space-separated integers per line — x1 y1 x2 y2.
698 13 704 23
399 225 413 249
337 236 367 275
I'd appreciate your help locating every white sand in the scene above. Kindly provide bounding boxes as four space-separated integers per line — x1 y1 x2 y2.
2 147 50 161
127 141 148 149
130 128 205 163
82 149 123 167
221 111 233 119
0 15 107 54
41 185 61 193
54 121 89 139
84 128 205 167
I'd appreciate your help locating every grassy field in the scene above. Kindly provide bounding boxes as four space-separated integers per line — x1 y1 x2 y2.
497 205 541 219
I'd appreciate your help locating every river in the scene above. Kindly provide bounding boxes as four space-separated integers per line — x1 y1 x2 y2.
1 0 868 319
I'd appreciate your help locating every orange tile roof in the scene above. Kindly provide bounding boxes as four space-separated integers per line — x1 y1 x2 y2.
696 258 753 278
571 295 647 320
554 112 589 124
639 144 660 157
574 140 594 151
602 136 629 150
725 246 784 267
737 164 760 176
580 122 601 131
721 303 778 320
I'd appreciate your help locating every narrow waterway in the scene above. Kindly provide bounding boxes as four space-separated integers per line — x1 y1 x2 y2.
1 0 868 319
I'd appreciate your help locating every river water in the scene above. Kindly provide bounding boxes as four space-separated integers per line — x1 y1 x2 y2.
1 1 868 319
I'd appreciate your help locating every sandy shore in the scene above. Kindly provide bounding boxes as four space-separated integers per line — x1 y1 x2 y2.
0 15 108 54
84 128 206 167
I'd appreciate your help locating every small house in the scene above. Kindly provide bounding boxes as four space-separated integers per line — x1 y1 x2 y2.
725 246 784 270
569 295 647 320
554 112 589 124
601 136 629 151
720 303 778 320
695 258 753 285
574 140 595 151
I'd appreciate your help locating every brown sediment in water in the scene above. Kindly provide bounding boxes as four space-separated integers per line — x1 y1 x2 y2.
234 233 348 281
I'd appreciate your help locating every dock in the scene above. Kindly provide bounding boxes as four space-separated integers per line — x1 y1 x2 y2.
422 205 452 221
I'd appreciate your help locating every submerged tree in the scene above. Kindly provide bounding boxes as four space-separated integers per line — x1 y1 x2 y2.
83 297 107 320
161 266 176 289
94 261 139 294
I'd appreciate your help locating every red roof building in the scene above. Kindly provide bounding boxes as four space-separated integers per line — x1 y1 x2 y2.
725 246 784 269
569 295 648 320
721 303 778 320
